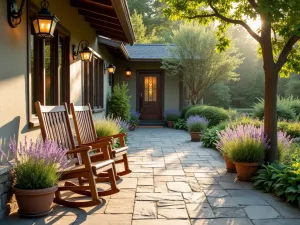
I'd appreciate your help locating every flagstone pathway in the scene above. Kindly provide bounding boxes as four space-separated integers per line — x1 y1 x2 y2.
4 128 300 225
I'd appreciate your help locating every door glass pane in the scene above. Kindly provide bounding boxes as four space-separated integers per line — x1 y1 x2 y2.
144 76 157 102
45 39 53 105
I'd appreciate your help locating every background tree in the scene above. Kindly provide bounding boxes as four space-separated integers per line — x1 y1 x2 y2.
161 23 242 104
163 0 300 162
203 82 232 108
285 75 300 97
131 10 158 43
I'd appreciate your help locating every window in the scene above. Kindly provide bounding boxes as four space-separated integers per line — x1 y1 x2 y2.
29 26 70 123
83 56 104 110
144 76 157 102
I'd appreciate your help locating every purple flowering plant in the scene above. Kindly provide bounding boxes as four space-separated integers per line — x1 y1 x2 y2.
115 117 130 133
216 125 269 163
130 111 141 126
186 116 209 132
0 137 68 189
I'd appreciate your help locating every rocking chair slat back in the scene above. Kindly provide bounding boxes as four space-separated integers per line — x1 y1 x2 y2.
70 103 97 145
35 101 76 153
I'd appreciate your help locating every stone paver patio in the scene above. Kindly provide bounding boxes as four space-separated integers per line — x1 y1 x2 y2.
3 128 300 225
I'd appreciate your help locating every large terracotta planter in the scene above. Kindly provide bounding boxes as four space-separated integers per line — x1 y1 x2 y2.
167 121 174 128
224 155 236 173
13 185 58 217
190 132 201 142
234 162 260 181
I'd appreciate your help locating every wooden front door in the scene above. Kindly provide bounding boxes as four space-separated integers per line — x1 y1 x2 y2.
139 73 162 120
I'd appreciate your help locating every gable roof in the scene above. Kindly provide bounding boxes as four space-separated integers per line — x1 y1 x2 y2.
125 44 174 61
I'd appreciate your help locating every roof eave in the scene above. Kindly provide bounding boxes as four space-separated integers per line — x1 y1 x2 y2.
111 0 136 45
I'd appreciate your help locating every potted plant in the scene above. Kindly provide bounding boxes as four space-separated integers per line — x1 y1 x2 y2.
0 137 68 217
186 116 209 142
129 111 141 131
217 125 269 180
164 110 180 128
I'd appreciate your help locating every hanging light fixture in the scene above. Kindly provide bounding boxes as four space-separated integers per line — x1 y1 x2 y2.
31 0 59 38
107 64 116 74
125 68 132 77
72 40 93 62
7 0 26 28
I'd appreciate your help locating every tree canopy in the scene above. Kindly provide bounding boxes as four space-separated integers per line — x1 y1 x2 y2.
161 23 243 104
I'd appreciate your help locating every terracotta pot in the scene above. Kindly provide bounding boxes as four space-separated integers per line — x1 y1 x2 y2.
224 155 236 173
233 162 260 181
167 121 174 128
190 132 201 142
13 186 58 217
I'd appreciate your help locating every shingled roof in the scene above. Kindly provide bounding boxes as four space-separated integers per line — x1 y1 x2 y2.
125 44 174 61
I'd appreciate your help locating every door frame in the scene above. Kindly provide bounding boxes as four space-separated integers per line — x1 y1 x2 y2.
136 70 164 119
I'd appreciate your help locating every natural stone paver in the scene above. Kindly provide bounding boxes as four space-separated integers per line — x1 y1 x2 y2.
186 203 215 219
4 128 300 224
213 208 247 218
244 206 280 219
105 199 134 214
167 182 192 193
133 201 156 219
191 218 253 225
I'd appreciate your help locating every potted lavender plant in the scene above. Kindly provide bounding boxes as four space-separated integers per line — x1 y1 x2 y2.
187 116 209 142
129 111 141 131
217 125 269 180
0 137 67 217
164 110 180 128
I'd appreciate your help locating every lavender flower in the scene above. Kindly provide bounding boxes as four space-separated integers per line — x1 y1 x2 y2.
186 116 209 127
278 131 293 150
115 117 130 132
4 137 69 169
130 111 141 120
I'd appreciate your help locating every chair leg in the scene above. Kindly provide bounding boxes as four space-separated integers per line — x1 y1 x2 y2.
117 154 132 176
98 168 120 196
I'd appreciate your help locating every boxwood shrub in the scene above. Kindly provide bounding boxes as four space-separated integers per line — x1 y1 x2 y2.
181 105 197 118
185 105 229 126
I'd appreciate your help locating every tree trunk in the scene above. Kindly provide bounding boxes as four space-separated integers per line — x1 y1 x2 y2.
263 63 279 163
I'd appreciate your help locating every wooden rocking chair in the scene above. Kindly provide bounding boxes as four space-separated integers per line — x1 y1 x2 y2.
70 103 132 177
35 101 120 207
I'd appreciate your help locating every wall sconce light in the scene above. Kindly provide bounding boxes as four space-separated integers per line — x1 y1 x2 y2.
72 40 93 62
125 68 132 77
106 64 116 86
31 0 59 38
7 0 26 28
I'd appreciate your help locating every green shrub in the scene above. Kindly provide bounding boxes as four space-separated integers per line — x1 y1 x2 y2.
185 105 229 126
229 116 262 128
173 119 187 130
278 121 300 138
94 117 121 137
181 105 196 118
227 109 239 121
235 108 255 114
201 127 222 149
108 83 131 121
188 123 207 132
252 97 298 121
165 114 180 121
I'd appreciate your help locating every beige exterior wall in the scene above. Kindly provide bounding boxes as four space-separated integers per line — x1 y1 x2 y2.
0 0 113 163
114 59 180 114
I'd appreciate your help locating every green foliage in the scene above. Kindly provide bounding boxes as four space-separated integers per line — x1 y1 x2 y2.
165 114 180 122
188 123 207 133
130 10 158 43
227 138 266 163
94 117 121 137
181 105 196 118
161 23 242 104
185 105 229 126
201 127 223 149
279 143 300 165
234 108 255 114
229 116 262 128
173 119 187 130
278 121 300 138
15 160 58 189
286 76 300 97
253 163 285 193
252 97 297 121
108 83 131 121
204 83 232 108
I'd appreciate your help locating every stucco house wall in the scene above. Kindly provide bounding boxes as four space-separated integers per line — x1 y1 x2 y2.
114 59 180 113
0 0 114 162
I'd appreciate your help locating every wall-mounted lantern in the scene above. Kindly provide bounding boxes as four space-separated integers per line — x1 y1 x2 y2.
72 40 93 62
125 68 132 77
106 64 116 86
31 0 59 38
7 0 26 28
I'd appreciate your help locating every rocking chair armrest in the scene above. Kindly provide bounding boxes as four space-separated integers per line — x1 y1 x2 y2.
97 133 127 147
67 146 92 155
96 137 114 142
88 142 112 160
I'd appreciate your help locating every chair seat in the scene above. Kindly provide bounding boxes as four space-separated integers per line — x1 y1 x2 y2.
113 146 128 157
59 159 114 176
